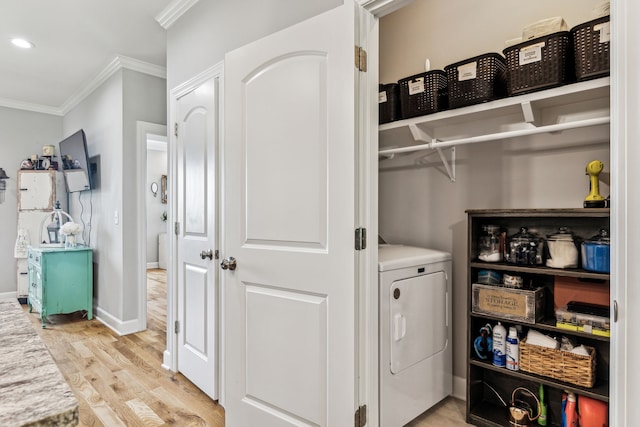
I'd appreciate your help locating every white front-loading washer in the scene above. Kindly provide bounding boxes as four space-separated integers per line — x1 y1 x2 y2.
379 244 452 427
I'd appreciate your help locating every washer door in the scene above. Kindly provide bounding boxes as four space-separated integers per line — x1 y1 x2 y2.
390 271 447 374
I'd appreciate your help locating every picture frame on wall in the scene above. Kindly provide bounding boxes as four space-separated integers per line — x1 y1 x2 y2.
161 175 167 204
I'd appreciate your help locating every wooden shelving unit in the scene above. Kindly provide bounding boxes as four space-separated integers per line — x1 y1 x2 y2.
466 209 610 427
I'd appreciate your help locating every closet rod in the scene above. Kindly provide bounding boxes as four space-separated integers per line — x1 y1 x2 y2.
378 116 610 156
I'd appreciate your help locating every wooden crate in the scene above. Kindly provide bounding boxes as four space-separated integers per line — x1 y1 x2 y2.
471 283 544 324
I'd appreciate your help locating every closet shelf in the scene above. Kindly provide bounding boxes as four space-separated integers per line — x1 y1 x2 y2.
379 77 611 167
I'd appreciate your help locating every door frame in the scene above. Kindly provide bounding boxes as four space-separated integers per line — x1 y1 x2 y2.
135 121 168 335
610 0 637 425
165 63 225 400
357 5 379 427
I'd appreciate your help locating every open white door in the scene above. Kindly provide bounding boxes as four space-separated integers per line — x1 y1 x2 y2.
223 3 362 426
174 68 221 400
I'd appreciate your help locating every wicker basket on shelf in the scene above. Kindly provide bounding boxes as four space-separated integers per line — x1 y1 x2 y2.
397 70 448 119
571 15 610 81
503 31 574 95
379 83 400 124
444 53 507 109
519 338 596 388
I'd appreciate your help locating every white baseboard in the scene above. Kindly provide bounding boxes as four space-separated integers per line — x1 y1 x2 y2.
0 291 17 300
452 375 466 401
95 306 145 336
162 350 173 371
147 262 159 269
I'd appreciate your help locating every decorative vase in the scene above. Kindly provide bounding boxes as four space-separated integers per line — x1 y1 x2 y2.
65 234 77 248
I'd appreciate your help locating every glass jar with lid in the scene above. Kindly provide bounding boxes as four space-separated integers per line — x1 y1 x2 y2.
581 229 610 273
478 225 503 262
506 227 543 266
546 227 578 269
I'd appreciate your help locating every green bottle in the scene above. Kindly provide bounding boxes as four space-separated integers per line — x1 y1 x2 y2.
538 383 548 426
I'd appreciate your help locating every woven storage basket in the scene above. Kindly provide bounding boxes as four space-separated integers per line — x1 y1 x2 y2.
519 338 596 388
379 83 400 124
444 53 507 109
398 71 448 119
503 31 574 96
571 16 610 81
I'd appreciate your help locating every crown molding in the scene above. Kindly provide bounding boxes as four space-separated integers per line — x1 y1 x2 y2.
0 97 64 116
358 0 414 17
59 55 167 115
155 0 200 29
1 55 167 117
117 56 167 80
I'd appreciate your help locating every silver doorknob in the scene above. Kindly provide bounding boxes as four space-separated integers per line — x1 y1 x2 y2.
221 257 237 271
200 249 213 260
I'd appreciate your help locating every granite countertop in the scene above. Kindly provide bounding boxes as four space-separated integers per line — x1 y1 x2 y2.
0 299 78 427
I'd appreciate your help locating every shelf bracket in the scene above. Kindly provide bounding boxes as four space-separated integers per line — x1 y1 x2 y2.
520 101 539 125
436 146 456 182
408 123 432 143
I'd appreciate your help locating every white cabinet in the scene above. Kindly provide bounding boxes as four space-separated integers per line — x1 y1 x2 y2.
17 170 65 211
15 170 67 299
158 233 167 269
16 259 29 301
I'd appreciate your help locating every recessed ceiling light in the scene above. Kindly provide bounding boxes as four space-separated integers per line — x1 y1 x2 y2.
11 38 35 49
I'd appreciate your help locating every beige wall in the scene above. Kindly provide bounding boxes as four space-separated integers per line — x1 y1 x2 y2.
380 0 604 83
379 0 609 395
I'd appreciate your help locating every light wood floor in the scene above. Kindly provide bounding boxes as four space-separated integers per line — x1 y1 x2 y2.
22 268 470 427
23 269 225 427
406 397 473 427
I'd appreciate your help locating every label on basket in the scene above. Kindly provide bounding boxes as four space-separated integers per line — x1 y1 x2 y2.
457 62 477 81
378 91 388 103
519 42 545 66
594 22 611 43
408 78 425 95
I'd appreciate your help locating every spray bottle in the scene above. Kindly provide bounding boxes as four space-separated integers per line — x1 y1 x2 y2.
538 384 547 426
492 322 506 367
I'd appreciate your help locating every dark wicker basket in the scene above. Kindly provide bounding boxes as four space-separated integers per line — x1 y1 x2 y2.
444 53 507 109
571 16 610 81
503 31 575 96
397 71 448 119
379 83 400 124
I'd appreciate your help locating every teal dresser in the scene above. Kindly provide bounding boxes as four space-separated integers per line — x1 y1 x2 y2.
27 246 93 328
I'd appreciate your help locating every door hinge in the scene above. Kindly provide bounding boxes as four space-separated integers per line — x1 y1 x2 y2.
174 221 180 235
355 46 367 72
355 404 367 427
174 122 179 137
174 320 180 334
355 227 367 251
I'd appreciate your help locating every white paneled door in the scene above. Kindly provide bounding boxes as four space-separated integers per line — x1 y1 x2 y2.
175 73 220 400
223 3 361 426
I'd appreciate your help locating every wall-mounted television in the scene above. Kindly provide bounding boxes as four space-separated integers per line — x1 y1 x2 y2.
58 129 93 192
